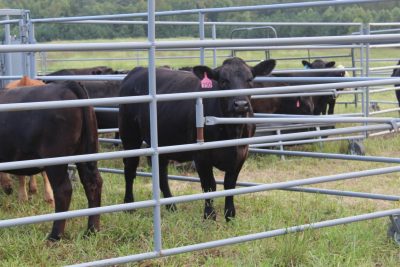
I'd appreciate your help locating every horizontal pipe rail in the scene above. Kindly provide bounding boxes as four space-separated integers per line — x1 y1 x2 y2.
96 168 400 202
64 20 362 27
250 136 365 147
205 116 400 125
250 148 400 164
68 208 400 267
2 78 400 113
3 163 400 229
31 0 379 23
0 123 396 172
0 34 400 52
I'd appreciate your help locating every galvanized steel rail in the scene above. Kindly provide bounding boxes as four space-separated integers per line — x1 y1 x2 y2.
1 0 399 265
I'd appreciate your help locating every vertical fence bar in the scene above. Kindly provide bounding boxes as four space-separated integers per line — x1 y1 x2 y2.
350 47 358 108
364 23 370 137
212 23 217 68
18 18 27 76
360 24 366 136
199 12 205 65
277 129 285 160
27 13 36 78
3 15 12 86
148 0 162 254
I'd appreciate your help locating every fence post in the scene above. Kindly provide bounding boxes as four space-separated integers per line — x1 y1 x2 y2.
364 23 371 137
26 11 36 79
199 12 205 65
148 0 163 255
3 14 11 86
212 23 217 68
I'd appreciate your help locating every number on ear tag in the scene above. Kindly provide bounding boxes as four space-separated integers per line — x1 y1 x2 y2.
201 72 213 89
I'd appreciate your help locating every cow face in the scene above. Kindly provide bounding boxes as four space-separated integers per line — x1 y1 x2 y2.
193 58 276 116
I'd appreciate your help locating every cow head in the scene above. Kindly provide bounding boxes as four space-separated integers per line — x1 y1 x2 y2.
91 66 116 75
392 60 400 77
193 57 276 117
302 59 345 77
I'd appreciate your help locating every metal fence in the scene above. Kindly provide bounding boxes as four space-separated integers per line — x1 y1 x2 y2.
1 0 400 266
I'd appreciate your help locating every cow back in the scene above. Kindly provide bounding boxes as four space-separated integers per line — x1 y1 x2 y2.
5 76 45 89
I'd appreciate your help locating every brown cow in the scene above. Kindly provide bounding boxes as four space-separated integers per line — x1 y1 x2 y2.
0 81 102 240
3 76 54 206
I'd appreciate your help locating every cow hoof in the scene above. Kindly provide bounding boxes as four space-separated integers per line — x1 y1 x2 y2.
2 185 13 195
83 228 98 239
46 199 55 208
204 207 216 221
47 234 61 242
123 197 137 213
224 209 236 222
28 188 38 195
166 203 177 212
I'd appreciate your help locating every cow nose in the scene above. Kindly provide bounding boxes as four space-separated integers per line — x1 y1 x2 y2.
234 100 249 113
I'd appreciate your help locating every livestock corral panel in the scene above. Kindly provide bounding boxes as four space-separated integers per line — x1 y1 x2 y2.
1 1 400 266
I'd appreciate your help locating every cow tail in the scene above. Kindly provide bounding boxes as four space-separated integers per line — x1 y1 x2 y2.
67 81 99 155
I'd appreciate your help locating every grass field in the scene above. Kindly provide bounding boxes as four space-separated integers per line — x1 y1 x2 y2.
1 38 400 266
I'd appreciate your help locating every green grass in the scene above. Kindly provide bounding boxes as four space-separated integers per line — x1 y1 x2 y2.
2 38 400 266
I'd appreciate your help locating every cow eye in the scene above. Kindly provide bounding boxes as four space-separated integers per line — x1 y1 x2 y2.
220 79 229 87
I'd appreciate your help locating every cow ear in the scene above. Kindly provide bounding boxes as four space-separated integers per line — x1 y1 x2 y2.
326 61 336 68
193 66 218 80
302 60 311 69
252 59 276 76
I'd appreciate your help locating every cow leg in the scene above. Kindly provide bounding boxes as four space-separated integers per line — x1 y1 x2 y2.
195 160 216 220
119 116 142 204
327 98 336 115
159 157 176 212
123 156 140 204
395 89 400 109
76 161 103 236
41 172 55 207
0 172 13 195
321 100 328 115
17 176 28 202
223 171 239 221
223 161 245 222
45 165 72 241
28 175 38 195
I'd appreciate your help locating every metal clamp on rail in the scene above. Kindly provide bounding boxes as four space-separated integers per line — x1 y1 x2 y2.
196 98 205 143
205 116 218 126
389 119 399 132
333 89 339 99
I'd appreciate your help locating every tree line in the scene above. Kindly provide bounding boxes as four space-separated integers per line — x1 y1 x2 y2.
0 0 399 41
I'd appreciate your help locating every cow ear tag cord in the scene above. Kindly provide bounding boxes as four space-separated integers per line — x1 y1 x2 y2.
201 72 213 89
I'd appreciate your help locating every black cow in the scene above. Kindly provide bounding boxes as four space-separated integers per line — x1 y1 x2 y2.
302 60 345 115
47 67 126 140
47 66 117 76
119 57 276 221
251 79 315 115
392 60 400 107
81 80 121 135
0 81 103 241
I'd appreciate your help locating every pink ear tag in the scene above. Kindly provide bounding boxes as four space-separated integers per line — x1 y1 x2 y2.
200 72 213 89
296 99 300 108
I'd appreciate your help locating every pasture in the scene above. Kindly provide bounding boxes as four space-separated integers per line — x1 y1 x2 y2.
1 40 400 266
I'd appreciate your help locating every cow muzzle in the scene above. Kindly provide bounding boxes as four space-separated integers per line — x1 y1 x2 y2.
233 100 250 113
